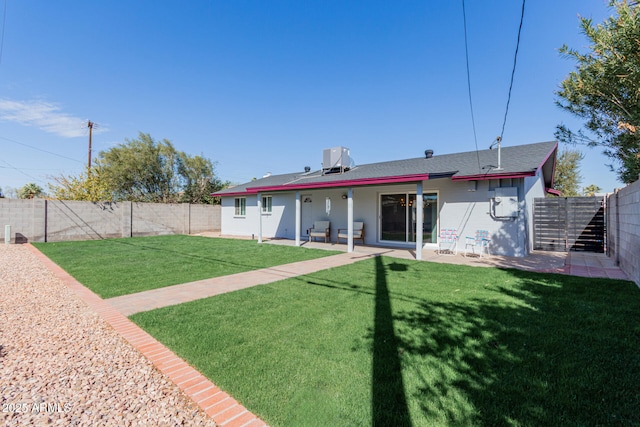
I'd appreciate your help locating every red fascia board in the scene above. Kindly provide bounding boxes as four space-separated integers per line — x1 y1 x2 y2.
546 188 562 196
242 173 431 194
541 142 559 188
538 142 559 174
211 190 249 197
451 171 535 182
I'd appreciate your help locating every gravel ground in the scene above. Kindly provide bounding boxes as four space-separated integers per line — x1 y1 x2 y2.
0 244 218 427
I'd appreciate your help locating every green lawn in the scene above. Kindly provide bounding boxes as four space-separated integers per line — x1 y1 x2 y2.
131 256 640 427
33 235 338 298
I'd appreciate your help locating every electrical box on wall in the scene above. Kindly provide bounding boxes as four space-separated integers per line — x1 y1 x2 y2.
493 187 518 218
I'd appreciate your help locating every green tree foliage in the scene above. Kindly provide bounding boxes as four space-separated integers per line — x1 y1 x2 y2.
49 133 227 203
582 184 603 196
18 182 45 199
553 149 584 197
48 167 112 202
556 1 640 183
96 132 227 203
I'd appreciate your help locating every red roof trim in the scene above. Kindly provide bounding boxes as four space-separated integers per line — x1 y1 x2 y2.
251 173 430 193
451 171 535 181
546 188 562 196
213 173 431 196
210 190 251 197
538 141 559 174
542 142 559 189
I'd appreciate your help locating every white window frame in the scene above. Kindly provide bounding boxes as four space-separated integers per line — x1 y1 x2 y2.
261 195 272 214
234 197 246 217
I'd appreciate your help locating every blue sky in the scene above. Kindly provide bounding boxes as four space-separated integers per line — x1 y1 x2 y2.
0 0 620 196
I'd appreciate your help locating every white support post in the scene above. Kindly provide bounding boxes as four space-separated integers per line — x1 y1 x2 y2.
347 187 354 253
295 191 301 246
257 193 263 243
416 182 423 260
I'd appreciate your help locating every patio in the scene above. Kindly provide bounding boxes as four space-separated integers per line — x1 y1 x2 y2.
195 232 627 280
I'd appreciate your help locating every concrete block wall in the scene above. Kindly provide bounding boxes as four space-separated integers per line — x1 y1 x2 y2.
0 199 45 243
190 204 221 233
46 200 122 241
607 179 640 286
131 202 187 237
0 199 221 243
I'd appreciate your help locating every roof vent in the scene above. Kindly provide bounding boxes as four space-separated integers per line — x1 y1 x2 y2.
262 172 272 178
425 149 434 159
304 166 311 173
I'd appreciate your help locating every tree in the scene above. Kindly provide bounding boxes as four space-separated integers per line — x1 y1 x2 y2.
553 149 584 197
48 167 112 202
18 183 45 199
94 132 226 203
582 184 603 196
48 133 227 203
555 1 640 184
177 153 229 204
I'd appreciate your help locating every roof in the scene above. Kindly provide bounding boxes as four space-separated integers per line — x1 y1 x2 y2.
213 141 558 196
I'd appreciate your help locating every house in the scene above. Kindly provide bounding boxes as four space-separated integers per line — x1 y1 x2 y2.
212 141 558 258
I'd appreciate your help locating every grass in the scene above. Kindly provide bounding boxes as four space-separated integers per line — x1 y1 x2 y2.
33 235 338 298
131 256 640 427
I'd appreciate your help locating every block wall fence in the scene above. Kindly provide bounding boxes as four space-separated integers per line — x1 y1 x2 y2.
607 179 640 286
0 199 220 243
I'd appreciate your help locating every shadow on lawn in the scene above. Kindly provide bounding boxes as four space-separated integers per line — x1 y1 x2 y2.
306 259 639 425
372 257 412 426
105 235 326 272
392 268 639 426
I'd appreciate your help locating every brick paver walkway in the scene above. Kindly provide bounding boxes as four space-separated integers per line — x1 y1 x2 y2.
107 251 379 316
565 251 629 280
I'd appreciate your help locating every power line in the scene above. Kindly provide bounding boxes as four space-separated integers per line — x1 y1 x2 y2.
0 135 85 163
499 0 526 142
0 157 45 184
461 0 481 174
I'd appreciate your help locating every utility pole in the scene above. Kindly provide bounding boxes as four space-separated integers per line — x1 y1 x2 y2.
87 120 94 169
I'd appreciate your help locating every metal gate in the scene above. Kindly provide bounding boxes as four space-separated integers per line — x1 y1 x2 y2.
533 197 605 253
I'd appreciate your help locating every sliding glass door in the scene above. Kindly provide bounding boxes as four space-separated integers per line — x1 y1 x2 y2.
380 192 438 244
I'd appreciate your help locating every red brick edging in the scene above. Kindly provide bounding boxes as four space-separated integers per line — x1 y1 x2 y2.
26 243 267 427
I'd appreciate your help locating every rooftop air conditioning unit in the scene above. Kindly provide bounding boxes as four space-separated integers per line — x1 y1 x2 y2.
322 146 350 175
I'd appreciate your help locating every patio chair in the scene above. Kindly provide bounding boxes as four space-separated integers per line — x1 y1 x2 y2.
464 230 491 258
308 221 331 243
437 228 459 255
337 222 365 245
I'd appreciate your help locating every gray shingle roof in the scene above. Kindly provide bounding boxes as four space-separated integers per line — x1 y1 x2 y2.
214 141 557 195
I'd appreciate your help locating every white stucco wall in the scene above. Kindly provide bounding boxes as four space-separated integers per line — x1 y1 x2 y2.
524 170 547 253
220 176 539 257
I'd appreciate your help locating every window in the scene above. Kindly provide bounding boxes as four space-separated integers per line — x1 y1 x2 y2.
234 197 246 216
261 195 272 214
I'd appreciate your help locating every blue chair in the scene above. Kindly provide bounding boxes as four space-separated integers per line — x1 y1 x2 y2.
464 230 490 258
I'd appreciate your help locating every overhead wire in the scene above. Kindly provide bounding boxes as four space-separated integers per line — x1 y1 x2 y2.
0 135 85 163
0 157 46 184
499 0 526 142
461 0 482 174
